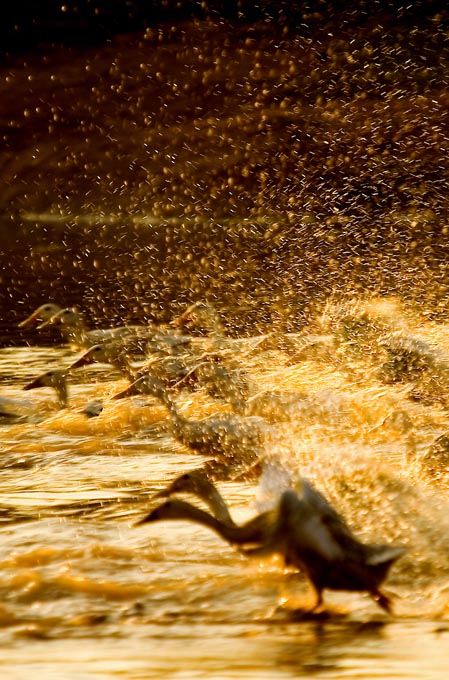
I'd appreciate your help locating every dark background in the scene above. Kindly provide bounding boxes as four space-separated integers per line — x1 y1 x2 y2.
2 0 449 346
2 1 447 57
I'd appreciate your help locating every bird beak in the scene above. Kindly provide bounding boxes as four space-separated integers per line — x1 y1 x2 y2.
152 488 170 499
69 353 91 370
18 311 42 328
36 318 53 330
134 512 153 526
111 385 138 400
23 376 44 391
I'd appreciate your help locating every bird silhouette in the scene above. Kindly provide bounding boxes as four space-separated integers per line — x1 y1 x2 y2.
23 369 69 408
140 476 405 613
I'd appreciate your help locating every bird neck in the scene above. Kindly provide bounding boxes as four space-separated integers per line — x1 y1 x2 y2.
111 352 133 378
63 319 89 346
55 375 69 408
160 502 256 545
159 390 183 422
200 485 235 526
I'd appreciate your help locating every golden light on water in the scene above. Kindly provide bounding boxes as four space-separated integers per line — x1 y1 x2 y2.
1 296 449 676
3 4 449 677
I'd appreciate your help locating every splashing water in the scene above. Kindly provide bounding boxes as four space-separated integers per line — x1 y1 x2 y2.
2 296 449 678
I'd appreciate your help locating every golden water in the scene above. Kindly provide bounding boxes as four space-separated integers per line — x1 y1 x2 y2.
1 297 449 678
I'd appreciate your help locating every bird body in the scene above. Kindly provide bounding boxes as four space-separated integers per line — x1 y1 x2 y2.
191 354 253 412
113 374 267 466
252 488 406 612
168 409 264 459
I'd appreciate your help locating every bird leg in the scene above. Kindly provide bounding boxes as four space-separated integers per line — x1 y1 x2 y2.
370 589 393 614
308 585 324 613
229 454 266 481
273 585 328 621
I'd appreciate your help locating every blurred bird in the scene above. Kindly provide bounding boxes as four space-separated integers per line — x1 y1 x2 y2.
140 476 405 613
37 307 151 350
23 368 102 417
69 342 143 380
190 352 254 413
113 374 268 468
24 369 69 408
245 485 406 613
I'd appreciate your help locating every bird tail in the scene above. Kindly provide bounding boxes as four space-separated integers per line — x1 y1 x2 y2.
365 545 407 567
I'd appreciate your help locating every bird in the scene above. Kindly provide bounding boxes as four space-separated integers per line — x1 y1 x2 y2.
70 342 199 390
377 333 449 384
23 369 102 417
156 469 355 545
139 477 406 613
190 352 254 413
37 307 152 350
112 374 268 471
23 369 69 408
18 303 63 329
171 300 226 339
69 342 142 380
153 469 299 548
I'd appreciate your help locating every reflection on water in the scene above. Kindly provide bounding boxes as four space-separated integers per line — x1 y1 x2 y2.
2 621 449 679
1 297 449 677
